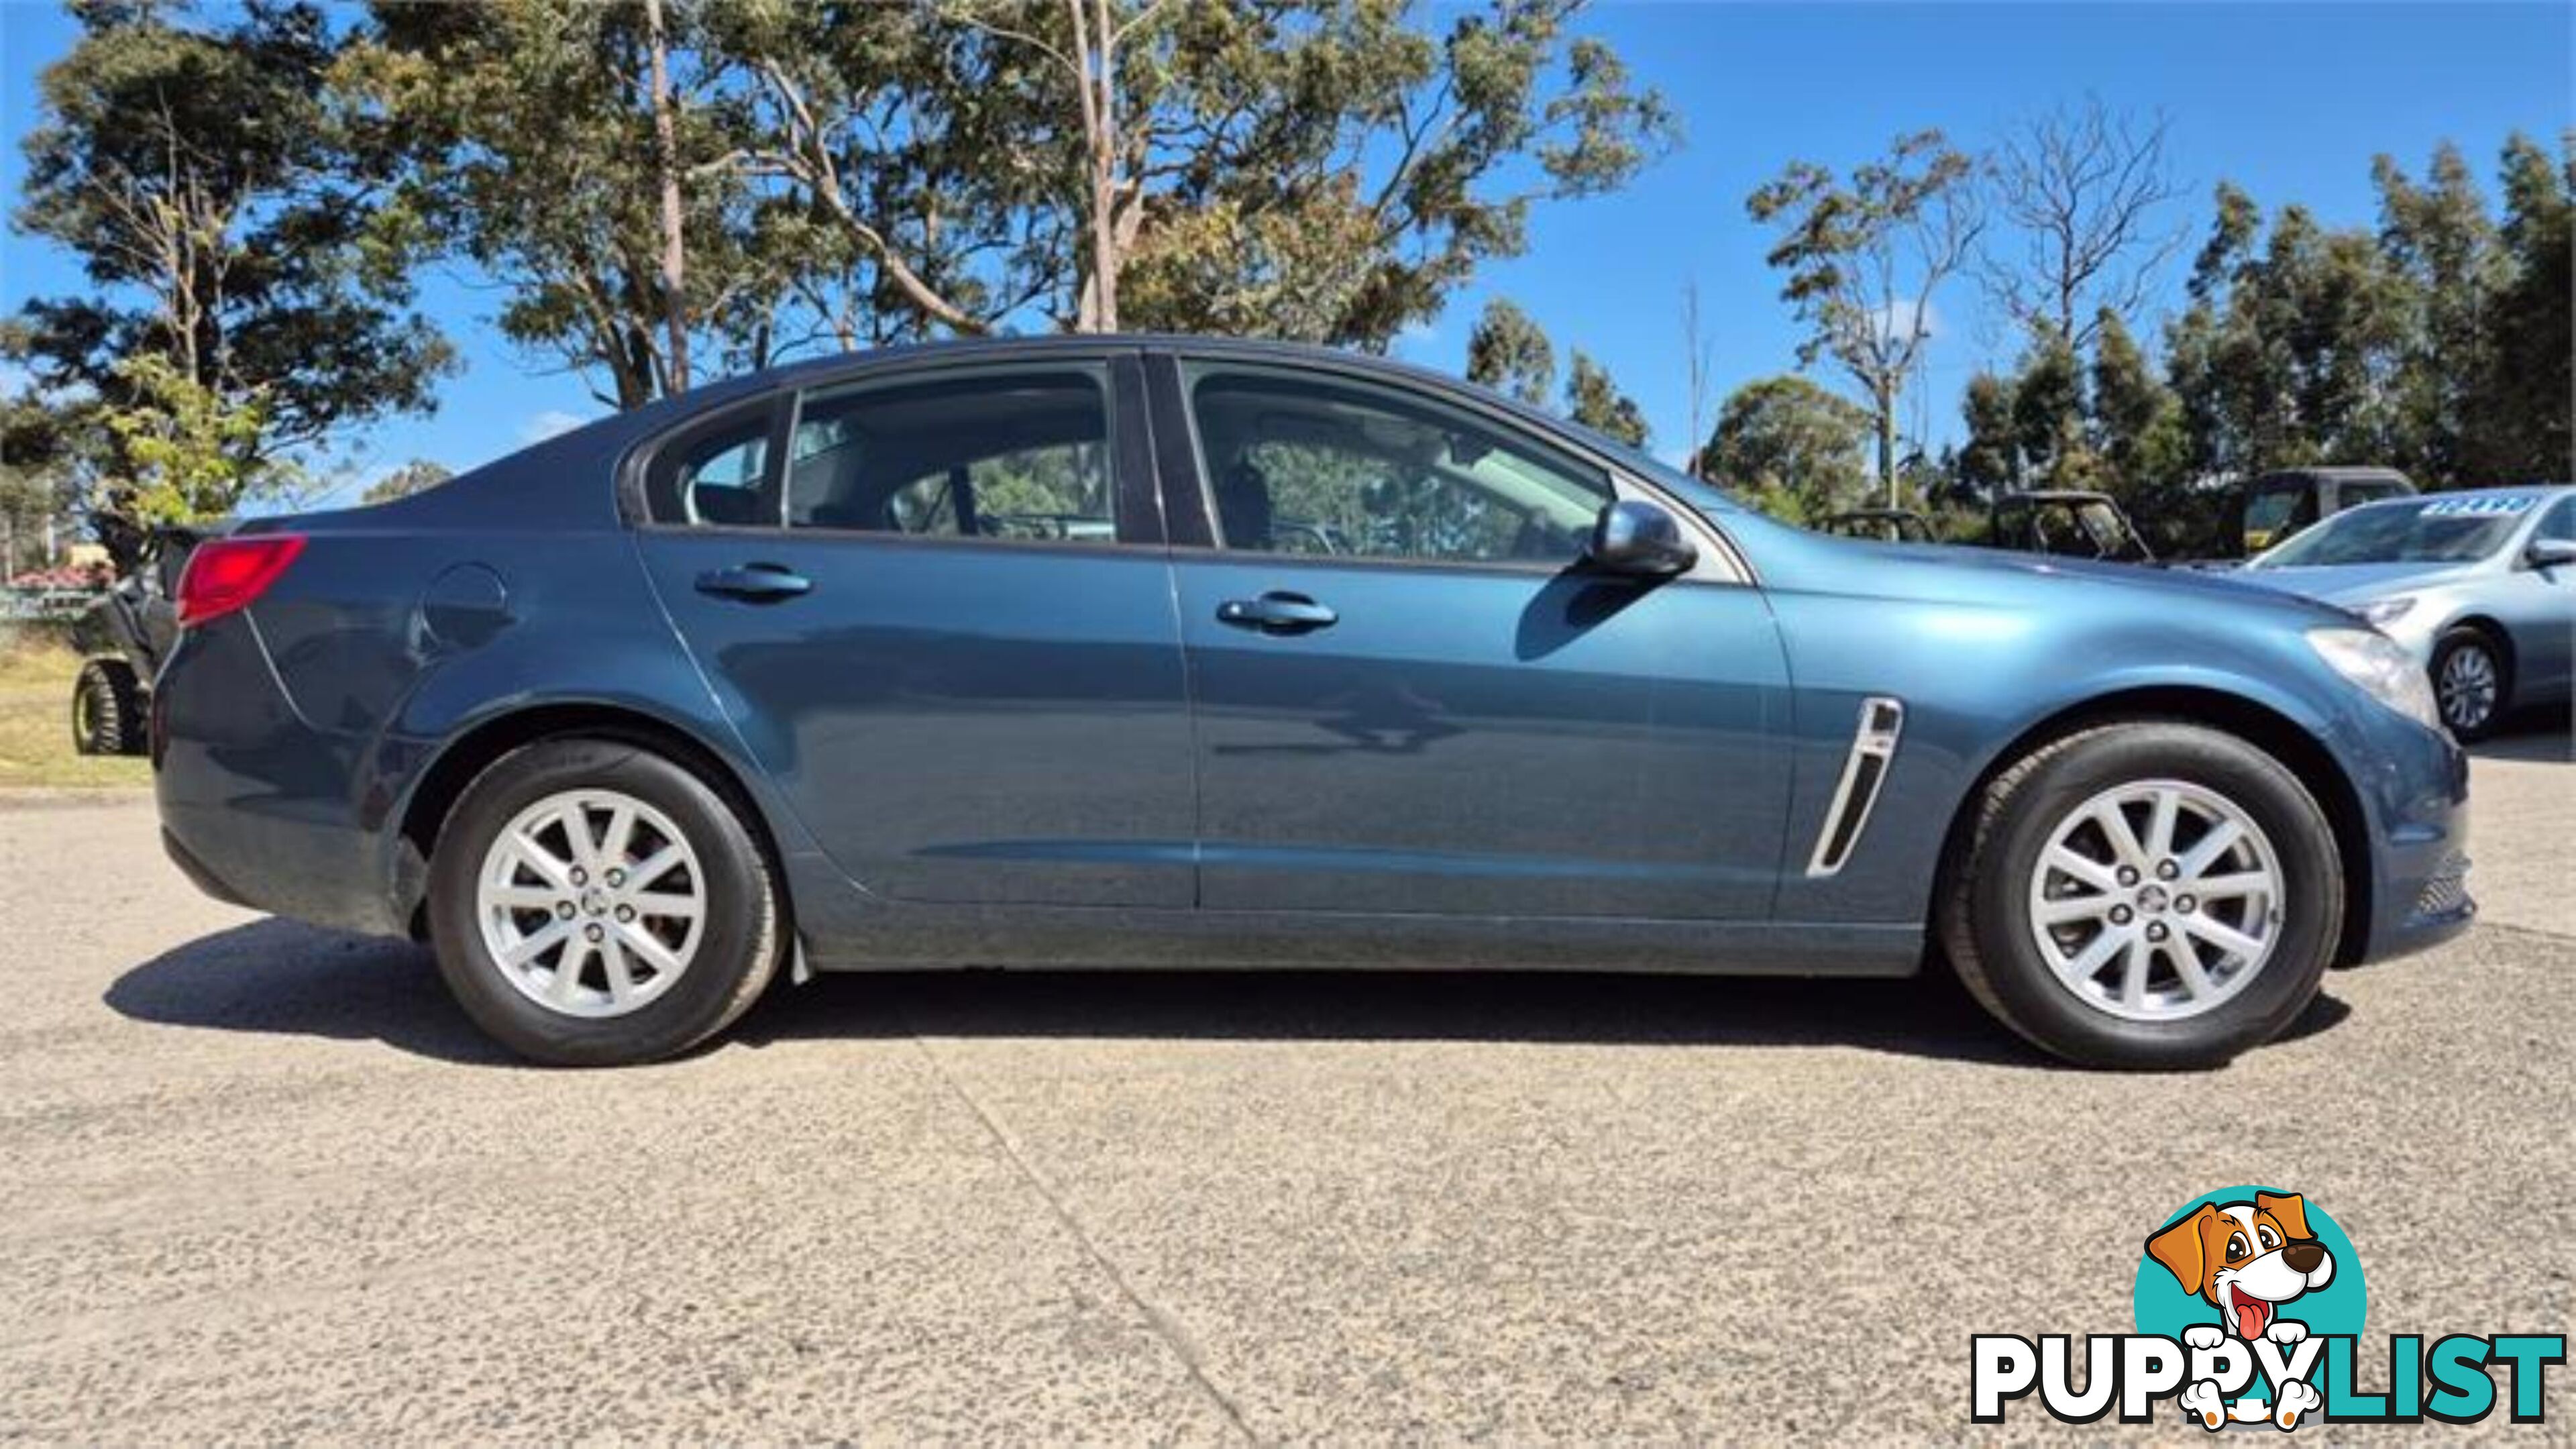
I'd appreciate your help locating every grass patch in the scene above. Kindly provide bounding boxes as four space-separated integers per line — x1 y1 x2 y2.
0 631 152 790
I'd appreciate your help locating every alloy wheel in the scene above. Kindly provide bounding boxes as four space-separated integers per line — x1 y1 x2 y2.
2024 779 2286 1022
2437 643 2498 733
475 788 708 1019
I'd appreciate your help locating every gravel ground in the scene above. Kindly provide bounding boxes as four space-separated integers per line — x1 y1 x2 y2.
0 741 2569 1444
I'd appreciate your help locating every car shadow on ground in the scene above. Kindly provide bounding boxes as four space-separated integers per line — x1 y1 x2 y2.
2469 703 2573 762
105 917 2353 1070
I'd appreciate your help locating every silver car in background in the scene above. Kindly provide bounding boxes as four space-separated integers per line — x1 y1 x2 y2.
2237 486 2576 739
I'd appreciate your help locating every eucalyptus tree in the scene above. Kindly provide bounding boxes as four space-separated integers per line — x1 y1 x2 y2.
1748 129 1983 500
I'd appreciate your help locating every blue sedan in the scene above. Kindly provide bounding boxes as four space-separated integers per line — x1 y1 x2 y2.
152 338 2472 1067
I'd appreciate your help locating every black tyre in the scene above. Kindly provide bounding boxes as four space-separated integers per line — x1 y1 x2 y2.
71 658 144 756
1939 722 2341 1070
2430 627 2510 741
427 739 783 1067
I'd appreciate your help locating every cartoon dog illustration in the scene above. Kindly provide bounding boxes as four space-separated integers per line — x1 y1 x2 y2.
2147 1190 2337 1346
2151 1192 2338 1430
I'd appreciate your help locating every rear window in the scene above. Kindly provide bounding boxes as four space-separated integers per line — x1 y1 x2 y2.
784 369 1115 541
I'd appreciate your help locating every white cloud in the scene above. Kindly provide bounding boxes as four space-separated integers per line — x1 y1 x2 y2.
518 409 588 445
1392 319 1440 355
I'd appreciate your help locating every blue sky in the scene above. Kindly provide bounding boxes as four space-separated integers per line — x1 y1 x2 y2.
3 1 2569 499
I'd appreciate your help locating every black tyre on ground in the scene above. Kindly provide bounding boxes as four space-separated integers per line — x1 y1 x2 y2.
2430 626 2510 742
70 658 144 756
1939 721 2342 1070
427 738 784 1067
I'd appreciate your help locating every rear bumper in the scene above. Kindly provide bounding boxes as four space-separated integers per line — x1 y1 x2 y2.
152 616 407 937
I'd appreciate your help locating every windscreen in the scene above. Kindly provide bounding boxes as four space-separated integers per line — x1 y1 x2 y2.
2252 494 2534 567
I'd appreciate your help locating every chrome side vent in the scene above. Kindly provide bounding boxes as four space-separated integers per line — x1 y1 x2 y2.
1806 696 1904 878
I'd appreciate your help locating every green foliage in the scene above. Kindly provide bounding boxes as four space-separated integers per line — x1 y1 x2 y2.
361 458 453 504
100 356 270 525
13 0 451 552
1953 372 2019 502
1699 375 1872 519
1949 135 2573 556
2161 137 2575 490
343 0 783 407
1563 351 1646 449
2009 325 2092 488
342 0 1671 398
1465 299 1556 405
1102 0 1677 345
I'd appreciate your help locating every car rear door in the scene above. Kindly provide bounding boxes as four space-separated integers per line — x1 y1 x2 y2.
1148 350 1793 920
631 352 1196 907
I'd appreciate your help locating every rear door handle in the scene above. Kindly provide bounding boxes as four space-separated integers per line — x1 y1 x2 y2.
1216 591 1338 635
696 564 812 602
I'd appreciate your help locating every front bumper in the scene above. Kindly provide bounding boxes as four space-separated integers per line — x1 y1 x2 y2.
2343 710 2475 965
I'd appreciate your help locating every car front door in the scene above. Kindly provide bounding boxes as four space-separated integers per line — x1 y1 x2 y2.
632 354 1196 907
1150 354 1793 920
2505 494 2576 693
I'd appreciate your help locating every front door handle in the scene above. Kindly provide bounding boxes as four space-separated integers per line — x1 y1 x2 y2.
1216 591 1338 635
696 564 812 602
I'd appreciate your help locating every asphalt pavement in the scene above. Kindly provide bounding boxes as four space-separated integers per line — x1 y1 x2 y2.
1 739 2569 1444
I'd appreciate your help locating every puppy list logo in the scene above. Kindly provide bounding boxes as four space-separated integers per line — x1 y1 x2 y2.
1972 1185 2563 1431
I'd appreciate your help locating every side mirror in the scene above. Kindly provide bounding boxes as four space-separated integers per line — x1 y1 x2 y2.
2525 537 2576 570
1586 499 1698 578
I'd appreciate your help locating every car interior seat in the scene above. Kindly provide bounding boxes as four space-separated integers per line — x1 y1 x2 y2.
1215 460 1273 551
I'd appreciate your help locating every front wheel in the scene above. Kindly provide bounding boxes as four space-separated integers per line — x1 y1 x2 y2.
1940 722 2341 1069
2430 627 2510 741
427 739 783 1066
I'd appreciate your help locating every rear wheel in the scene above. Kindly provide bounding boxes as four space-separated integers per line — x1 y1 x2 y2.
2430 627 2509 741
71 658 144 756
1940 722 2341 1069
427 739 782 1066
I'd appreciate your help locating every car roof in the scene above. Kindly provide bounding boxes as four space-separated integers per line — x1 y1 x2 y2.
2252 466 2413 484
1998 490 2118 504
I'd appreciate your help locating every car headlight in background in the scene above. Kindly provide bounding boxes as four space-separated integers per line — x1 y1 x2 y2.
2354 595 2418 627
2309 627 2443 732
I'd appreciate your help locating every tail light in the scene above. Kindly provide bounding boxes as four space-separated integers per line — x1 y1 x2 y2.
176 534 307 627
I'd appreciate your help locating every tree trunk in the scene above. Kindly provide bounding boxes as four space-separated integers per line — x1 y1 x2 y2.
1875 380 1898 506
643 0 690 393
1068 0 1120 332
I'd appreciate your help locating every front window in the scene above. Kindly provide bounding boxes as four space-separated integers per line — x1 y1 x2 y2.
2252 494 2541 568
1183 365 1611 565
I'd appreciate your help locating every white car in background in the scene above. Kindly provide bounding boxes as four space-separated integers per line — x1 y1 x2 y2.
2237 486 2576 739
